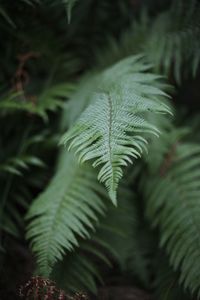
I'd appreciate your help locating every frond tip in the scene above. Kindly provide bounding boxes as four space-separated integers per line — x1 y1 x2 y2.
61 55 172 203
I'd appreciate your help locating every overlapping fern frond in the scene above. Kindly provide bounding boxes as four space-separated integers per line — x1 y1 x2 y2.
154 253 190 300
96 0 200 84
144 141 200 297
146 0 200 82
0 122 51 247
26 152 106 276
52 248 105 294
0 83 73 121
61 55 171 203
1 0 200 298
52 185 139 294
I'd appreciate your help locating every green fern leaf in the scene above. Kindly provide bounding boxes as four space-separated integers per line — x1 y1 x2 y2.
146 0 200 82
61 55 171 203
144 143 200 297
26 152 105 276
51 183 139 293
154 253 191 300
97 1 200 83
0 83 72 121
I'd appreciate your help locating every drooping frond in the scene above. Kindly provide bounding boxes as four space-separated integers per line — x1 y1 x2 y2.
61 55 171 204
0 83 73 121
146 0 200 82
96 0 200 83
51 184 139 293
51 241 111 294
144 142 200 297
0 126 51 248
26 152 106 276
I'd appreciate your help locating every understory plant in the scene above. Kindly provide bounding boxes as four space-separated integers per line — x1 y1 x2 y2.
0 0 200 299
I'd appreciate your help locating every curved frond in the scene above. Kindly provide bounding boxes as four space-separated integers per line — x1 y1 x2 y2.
96 0 200 83
61 55 171 204
26 152 106 276
0 82 73 121
146 0 200 82
51 242 110 294
52 184 139 293
144 143 200 297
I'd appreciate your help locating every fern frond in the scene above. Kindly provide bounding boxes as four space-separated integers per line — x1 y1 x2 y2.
51 184 139 293
26 152 106 276
61 55 171 204
144 142 200 297
95 0 200 83
125 225 155 288
0 127 51 247
154 253 191 300
36 83 73 121
0 83 72 121
0 93 36 113
52 242 109 294
146 0 200 82
0 155 45 176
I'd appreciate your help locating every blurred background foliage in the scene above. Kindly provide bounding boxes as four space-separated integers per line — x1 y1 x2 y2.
0 0 200 299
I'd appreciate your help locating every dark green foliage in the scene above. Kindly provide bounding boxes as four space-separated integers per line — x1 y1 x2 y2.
144 140 200 297
1 0 200 299
51 186 138 293
145 0 200 82
154 253 191 300
26 152 106 276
